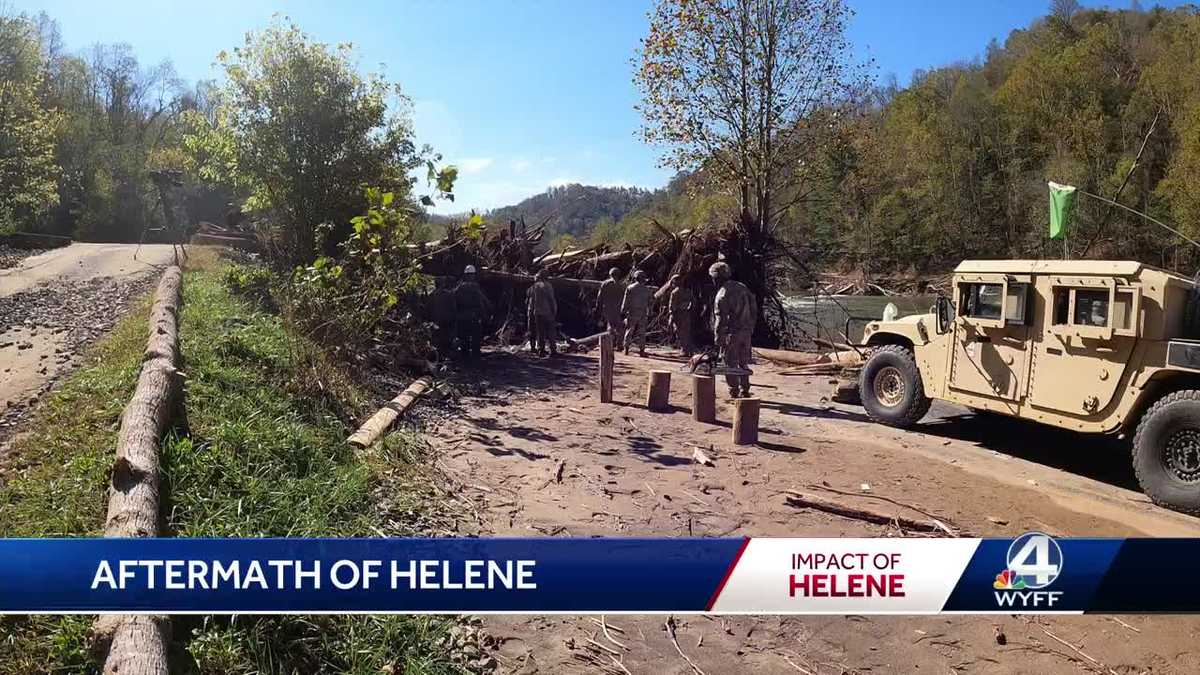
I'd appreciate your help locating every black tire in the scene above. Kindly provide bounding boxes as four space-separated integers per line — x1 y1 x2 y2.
1132 390 1200 514
858 344 931 428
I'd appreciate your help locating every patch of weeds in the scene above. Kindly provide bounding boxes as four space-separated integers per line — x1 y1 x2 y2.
162 268 469 673
222 262 276 311
0 263 472 674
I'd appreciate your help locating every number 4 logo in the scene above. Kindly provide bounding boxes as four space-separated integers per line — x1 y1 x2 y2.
1006 533 1063 589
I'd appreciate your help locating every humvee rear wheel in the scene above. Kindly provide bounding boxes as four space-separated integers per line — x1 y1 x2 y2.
859 344 931 428
1133 390 1200 514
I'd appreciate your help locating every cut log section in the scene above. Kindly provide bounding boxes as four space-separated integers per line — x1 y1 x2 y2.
646 370 671 411
92 265 183 675
599 333 614 403
732 397 760 445
348 377 434 448
691 375 716 423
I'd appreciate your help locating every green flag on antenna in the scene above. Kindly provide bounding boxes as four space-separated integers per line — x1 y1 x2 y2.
1048 181 1077 240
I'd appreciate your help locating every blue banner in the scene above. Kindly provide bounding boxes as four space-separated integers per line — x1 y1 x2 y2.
0 538 744 613
2 535 1200 614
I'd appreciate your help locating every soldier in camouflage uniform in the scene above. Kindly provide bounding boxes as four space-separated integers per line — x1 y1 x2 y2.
528 270 558 356
666 274 696 357
453 265 490 358
621 270 653 357
710 262 756 398
596 267 626 350
427 276 457 360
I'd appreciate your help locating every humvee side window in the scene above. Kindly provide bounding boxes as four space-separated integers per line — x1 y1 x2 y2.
1112 290 1135 330
960 283 1003 320
1052 288 1070 325
1074 289 1109 327
1005 283 1029 325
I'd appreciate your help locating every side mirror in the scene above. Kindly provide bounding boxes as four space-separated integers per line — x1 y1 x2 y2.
935 295 953 335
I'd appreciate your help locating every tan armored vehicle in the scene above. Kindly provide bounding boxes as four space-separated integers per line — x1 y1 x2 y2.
858 259 1200 512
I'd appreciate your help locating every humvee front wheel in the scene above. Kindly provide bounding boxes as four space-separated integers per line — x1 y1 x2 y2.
859 344 931 428
1133 390 1200 515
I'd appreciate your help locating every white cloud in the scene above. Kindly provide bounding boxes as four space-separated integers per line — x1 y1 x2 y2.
510 159 532 173
457 157 494 174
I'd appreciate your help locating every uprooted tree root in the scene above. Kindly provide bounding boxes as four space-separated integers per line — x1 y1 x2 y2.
417 217 821 349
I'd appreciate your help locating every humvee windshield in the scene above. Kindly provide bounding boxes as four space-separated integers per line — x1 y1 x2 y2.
960 283 1003 320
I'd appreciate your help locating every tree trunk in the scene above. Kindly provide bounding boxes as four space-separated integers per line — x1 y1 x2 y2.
732 397 760 445
347 377 434 448
92 265 182 675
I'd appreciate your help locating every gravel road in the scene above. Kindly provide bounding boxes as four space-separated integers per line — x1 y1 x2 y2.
0 243 177 447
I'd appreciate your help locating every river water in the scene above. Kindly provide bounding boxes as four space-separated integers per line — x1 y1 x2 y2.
780 294 935 346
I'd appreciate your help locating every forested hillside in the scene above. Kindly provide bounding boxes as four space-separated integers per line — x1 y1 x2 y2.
0 12 230 242
482 183 655 249
613 4 1200 277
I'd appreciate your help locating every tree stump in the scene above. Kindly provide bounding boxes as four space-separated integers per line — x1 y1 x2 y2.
646 369 671 411
692 375 716 423
599 332 614 403
732 398 760 445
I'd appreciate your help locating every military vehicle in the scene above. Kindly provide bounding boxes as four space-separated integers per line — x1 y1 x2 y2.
858 260 1200 513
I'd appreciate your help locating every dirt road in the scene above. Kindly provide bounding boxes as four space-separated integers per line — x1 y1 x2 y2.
0 243 176 444
429 348 1200 674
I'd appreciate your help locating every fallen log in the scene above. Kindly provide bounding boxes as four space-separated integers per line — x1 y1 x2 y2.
479 268 603 291
783 490 951 534
91 265 183 675
755 347 862 367
348 376 434 448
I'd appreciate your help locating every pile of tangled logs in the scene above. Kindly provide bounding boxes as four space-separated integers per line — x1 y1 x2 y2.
413 217 806 349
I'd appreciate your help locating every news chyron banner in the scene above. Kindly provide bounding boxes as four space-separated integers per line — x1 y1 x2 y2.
0 534 1193 613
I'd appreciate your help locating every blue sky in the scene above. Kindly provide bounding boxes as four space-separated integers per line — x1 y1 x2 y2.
15 0 1171 213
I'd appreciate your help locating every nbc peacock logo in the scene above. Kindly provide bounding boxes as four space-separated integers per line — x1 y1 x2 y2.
993 569 1027 590
991 532 1065 609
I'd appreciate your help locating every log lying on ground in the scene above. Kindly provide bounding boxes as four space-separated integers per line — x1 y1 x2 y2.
479 268 603 292
754 347 862 367
348 376 434 448
783 490 953 535
91 265 183 675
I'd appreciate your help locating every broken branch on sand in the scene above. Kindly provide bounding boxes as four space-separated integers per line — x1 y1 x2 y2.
665 616 706 675
805 483 960 533
783 490 954 535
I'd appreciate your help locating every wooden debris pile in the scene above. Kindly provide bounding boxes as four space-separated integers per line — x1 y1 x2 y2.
417 219 776 347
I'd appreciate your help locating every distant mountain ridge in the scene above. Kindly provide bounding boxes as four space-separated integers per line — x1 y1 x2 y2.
482 183 656 246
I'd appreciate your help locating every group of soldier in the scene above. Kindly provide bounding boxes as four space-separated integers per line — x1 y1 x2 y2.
590 262 757 398
426 261 757 397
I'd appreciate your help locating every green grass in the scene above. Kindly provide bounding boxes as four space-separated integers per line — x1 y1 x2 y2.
0 263 471 674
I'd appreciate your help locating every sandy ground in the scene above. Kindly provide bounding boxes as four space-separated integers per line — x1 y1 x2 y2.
0 243 176 447
428 347 1200 674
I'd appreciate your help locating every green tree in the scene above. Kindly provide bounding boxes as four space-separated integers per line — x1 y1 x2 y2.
186 21 435 264
635 0 865 234
0 14 60 234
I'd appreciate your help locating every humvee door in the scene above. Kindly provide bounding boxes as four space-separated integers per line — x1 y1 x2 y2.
1028 276 1140 417
948 274 1032 403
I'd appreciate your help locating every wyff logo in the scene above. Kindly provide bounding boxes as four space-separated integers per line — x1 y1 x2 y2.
992 532 1064 609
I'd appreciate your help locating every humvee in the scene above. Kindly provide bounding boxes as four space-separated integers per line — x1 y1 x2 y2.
858 259 1200 513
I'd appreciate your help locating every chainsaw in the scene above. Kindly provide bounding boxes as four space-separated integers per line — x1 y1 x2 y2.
682 349 753 376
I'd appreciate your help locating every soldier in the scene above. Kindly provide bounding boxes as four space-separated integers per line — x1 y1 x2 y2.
453 264 490 358
666 274 696 357
528 270 558 356
622 270 653 357
710 262 756 398
427 276 457 360
596 267 626 349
